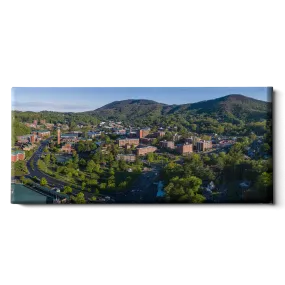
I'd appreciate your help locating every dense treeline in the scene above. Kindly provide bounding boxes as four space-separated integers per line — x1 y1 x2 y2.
11 118 31 145
12 110 100 126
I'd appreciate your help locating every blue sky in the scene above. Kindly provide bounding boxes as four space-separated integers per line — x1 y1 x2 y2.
11 87 271 112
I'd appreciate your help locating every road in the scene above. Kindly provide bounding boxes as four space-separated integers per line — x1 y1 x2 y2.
26 139 93 198
113 165 160 203
26 138 161 203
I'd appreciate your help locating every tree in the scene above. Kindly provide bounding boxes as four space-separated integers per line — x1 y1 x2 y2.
40 177 47 186
164 176 204 203
72 192 86 204
79 158 86 166
63 185 72 194
44 154 50 164
261 143 270 154
90 196 97 202
86 160 96 173
118 181 127 189
99 183 107 190
147 152 155 163
81 182 86 191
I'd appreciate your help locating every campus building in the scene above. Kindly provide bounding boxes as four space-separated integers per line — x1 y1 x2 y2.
136 145 157 156
176 143 193 155
159 140 175 149
11 150 25 162
61 143 73 154
116 154 136 162
196 140 212 151
153 131 165 138
137 128 151 138
60 133 79 143
117 138 140 147
139 137 155 145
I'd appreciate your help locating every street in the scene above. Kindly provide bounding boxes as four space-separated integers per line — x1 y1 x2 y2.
26 139 160 203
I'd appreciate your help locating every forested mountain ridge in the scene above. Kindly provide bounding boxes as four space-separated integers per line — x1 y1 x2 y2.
85 95 271 123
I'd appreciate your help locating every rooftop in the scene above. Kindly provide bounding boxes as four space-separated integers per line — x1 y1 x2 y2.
37 130 50 133
12 150 25 155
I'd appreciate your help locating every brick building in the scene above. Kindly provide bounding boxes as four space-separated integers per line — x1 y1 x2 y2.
45 123 54 129
117 138 140 147
61 133 79 143
176 143 193 155
196 140 212 151
173 133 182 142
137 128 151 138
17 135 30 143
116 154 136 162
136 145 157 156
159 140 175 149
185 138 193 144
139 137 155 145
61 144 73 154
36 130 50 138
11 150 25 162
153 131 165 138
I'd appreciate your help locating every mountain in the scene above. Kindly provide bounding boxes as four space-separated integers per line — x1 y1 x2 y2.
85 95 271 123
86 99 167 122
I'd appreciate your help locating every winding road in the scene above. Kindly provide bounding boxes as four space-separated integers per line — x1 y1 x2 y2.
26 138 160 203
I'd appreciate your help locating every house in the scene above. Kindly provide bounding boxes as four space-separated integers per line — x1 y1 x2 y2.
116 154 136 162
137 128 151 138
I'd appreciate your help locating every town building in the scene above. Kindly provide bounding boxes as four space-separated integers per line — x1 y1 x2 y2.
114 129 127 136
22 143 36 151
196 140 212 151
17 135 31 143
159 140 175 149
173 133 182 142
117 138 140 147
61 133 79 143
61 144 73 154
116 154 136 162
140 137 155 145
127 131 138 138
136 145 157 156
11 150 25 162
40 119 46 124
185 138 193 144
153 131 165 138
24 122 36 128
137 128 151 138
176 143 193 155
36 130 51 138
87 131 101 138
45 123 54 129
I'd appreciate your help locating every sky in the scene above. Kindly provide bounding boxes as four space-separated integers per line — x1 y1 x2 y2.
11 87 271 112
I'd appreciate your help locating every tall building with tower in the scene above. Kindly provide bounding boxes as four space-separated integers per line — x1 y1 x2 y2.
57 127 61 145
